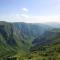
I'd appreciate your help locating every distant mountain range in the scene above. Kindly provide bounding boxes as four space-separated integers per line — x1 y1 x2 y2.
45 22 60 28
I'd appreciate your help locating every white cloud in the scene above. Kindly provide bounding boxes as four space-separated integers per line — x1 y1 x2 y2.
22 8 28 12
26 16 60 23
21 14 29 18
0 14 60 23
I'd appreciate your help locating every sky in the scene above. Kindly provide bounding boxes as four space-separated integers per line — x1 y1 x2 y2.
0 0 60 23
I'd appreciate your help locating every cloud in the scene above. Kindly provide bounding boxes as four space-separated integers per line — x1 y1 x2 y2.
26 16 60 23
21 14 29 18
22 8 28 12
20 15 60 23
0 14 60 23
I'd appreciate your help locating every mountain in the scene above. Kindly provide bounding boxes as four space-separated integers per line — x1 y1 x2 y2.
32 29 60 46
0 21 53 59
13 22 52 42
31 28 60 50
1 21 60 60
0 21 17 58
30 29 60 60
45 22 60 28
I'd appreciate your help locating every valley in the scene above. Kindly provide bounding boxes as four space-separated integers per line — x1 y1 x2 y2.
0 21 60 60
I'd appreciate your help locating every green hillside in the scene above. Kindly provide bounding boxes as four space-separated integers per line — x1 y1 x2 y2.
31 29 60 60
0 21 60 60
0 21 52 60
0 23 17 60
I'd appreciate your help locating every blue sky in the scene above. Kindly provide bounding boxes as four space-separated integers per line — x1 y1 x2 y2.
0 0 60 23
